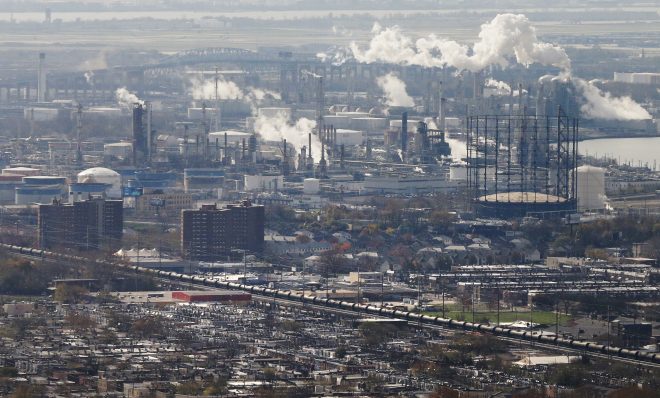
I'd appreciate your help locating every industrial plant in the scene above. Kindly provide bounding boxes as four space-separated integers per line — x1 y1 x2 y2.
0 1 657 397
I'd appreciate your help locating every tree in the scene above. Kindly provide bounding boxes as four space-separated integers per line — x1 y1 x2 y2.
176 381 203 395
359 322 400 349
130 316 165 338
54 285 89 304
65 312 96 334
334 346 347 359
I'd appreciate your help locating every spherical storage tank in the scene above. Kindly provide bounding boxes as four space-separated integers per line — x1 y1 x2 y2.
77 167 122 199
576 165 606 212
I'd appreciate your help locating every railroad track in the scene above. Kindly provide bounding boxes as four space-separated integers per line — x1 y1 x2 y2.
4 243 660 368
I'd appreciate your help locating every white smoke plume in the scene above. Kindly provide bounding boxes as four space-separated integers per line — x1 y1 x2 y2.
484 78 512 97
115 87 143 108
575 78 651 120
253 112 321 160
485 78 512 93
84 71 95 86
190 76 244 101
317 46 353 66
426 118 466 161
189 76 281 113
347 14 571 72
376 73 415 107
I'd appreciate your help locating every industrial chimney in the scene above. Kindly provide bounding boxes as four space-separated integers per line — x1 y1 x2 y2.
439 98 447 133
401 111 408 157
37 53 47 102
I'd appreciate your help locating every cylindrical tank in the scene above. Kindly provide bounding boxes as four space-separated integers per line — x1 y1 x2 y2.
576 165 606 211
23 176 67 186
77 167 122 199
16 186 65 205
303 178 321 195
3 167 41 176
0 176 23 204
104 142 133 159
449 162 468 181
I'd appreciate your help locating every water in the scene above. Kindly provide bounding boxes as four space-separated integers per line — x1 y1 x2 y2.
579 137 660 169
1 6 658 22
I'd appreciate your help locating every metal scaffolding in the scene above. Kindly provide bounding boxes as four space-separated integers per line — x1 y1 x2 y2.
466 108 578 217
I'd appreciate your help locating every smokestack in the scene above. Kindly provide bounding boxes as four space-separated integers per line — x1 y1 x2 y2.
132 103 145 166
536 83 545 118
518 83 524 116
333 127 337 152
401 111 408 155
308 132 312 160
282 139 289 176
340 144 345 169
146 102 152 162
439 98 447 133
37 53 47 102
224 132 228 164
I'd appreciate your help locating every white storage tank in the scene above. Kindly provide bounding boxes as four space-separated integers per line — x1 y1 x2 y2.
449 162 468 181
576 165 606 211
350 117 388 134
336 111 370 118
77 167 122 198
294 109 317 120
85 107 123 117
104 142 133 159
335 129 364 146
3 167 41 176
244 174 284 192
303 178 321 195
323 115 351 129
0 175 23 204
16 187 66 205
258 107 291 120
208 131 253 146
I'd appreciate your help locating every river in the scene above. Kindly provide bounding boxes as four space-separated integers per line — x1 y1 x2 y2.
579 137 660 169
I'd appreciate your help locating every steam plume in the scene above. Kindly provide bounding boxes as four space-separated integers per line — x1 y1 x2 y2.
115 87 143 108
253 111 321 160
347 14 571 72
575 78 651 120
189 76 281 112
376 73 414 107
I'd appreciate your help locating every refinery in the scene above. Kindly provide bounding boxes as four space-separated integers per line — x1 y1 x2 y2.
0 1 658 397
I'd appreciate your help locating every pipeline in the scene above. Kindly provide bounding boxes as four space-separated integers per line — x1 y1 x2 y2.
3 243 658 365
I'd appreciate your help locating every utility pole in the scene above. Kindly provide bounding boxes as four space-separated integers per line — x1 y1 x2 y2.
442 277 445 318
381 272 384 307
497 287 501 326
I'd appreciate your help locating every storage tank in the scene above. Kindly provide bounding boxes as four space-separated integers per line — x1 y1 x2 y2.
335 129 364 146
104 142 133 159
449 162 468 181
208 131 253 146
294 109 317 120
576 165 606 211
16 186 66 205
257 107 291 120
23 176 67 186
244 174 284 192
77 167 122 198
0 175 23 204
303 178 321 195
350 117 388 134
323 115 351 129
3 167 41 176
